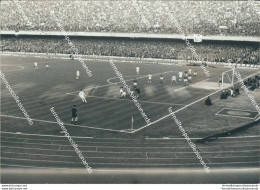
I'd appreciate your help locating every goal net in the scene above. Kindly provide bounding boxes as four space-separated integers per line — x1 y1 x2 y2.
221 69 236 89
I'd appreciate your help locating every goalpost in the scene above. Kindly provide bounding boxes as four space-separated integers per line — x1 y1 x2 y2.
221 69 236 89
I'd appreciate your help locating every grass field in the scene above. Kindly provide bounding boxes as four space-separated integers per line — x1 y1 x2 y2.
1 54 259 138
1 53 259 178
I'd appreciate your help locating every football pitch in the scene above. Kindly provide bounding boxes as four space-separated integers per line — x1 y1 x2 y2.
1 53 260 179
1 54 259 137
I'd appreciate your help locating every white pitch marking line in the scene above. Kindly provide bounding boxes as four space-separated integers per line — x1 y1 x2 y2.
0 140 192 149
1 140 69 148
1 135 137 143
0 131 94 139
215 108 225 115
1 157 83 165
1 65 25 71
4 156 181 166
3 131 259 142
131 71 260 133
0 114 132 134
215 107 259 120
212 98 219 103
107 75 146 84
1 163 259 173
2 136 258 146
215 113 256 120
2 139 259 149
4 151 224 160
174 86 188 91
0 145 83 153
207 158 212 164
2 136 259 149
3 151 78 159
1 145 258 155
132 88 224 133
0 163 70 170
1 157 258 166
145 136 260 140
220 108 259 112
50 140 55 145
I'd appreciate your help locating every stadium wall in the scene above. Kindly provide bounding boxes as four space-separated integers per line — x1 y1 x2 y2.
1 30 260 42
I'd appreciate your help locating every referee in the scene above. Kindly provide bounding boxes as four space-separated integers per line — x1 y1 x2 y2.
71 105 78 125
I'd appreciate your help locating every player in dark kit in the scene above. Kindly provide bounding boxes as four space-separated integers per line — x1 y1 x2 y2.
160 73 164 84
205 96 212 106
71 105 78 125
218 76 222 87
134 88 141 98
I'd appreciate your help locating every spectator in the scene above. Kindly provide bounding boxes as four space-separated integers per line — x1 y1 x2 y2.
2 36 259 64
205 96 212 106
1 1 259 36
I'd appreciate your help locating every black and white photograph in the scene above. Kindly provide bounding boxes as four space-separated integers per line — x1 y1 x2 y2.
0 0 259 188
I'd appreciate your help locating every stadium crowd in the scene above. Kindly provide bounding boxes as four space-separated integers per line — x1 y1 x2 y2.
244 75 260 91
1 1 260 36
1 36 259 65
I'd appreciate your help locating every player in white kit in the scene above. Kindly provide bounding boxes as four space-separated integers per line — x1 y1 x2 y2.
136 67 140 75
45 63 49 70
79 89 87 103
76 70 80 80
178 71 183 81
188 75 192 82
120 87 126 98
34 62 38 70
148 73 152 83
171 75 177 84
133 78 138 88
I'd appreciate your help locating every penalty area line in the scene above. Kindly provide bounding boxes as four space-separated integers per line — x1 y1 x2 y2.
131 71 260 133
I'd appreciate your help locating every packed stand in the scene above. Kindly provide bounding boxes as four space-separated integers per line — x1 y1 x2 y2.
1 36 259 65
1 1 260 36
